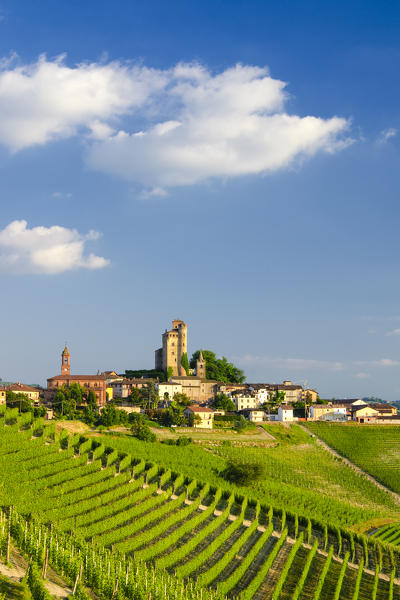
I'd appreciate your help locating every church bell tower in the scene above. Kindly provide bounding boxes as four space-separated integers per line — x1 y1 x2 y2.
61 345 70 375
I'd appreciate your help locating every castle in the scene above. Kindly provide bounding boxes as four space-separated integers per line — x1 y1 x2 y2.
155 319 189 377
155 320 215 403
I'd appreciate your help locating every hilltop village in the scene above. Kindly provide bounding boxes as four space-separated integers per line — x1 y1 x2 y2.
1 318 399 428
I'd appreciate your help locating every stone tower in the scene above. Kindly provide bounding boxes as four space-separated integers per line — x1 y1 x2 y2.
155 319 188 377
61 345 70 375
196 350 206 379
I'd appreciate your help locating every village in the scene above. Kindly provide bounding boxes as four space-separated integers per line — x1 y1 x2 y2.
1 319 399 429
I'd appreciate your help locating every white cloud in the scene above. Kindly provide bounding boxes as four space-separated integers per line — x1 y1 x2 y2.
356 358 400 368
88 63 351 187
52 191 72 199
235 354 345 371
0 54 167 151
0 220 109 274
355 372 370 379
139 186 168 200
0 55 351 188
386 328 400 336
377 128 397 144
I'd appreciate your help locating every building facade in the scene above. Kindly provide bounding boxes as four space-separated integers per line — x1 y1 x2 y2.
170 375 218 404
155 319 188 377
46 346 107 407
1 383 40 402
184 406 214 429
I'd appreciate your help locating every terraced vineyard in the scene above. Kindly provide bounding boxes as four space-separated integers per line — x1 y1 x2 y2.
1 407 400 599
371 523 400 547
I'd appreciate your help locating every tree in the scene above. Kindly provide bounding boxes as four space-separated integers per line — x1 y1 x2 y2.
129 387 142 404
98 405 129 427
141 381 159 410
222 459 266 486
212 393 236 412
166 366 173 380
190 350 245 383
6 391 33 413
131 420 156 442
172 392 191 407
270 390 286 404
181 352 190 376
87 390 97 407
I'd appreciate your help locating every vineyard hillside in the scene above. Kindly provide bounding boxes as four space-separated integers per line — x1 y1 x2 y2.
1 408 400 599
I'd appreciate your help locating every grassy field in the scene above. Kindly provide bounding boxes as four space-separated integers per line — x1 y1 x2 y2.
305 422 400 494
1 414 400 600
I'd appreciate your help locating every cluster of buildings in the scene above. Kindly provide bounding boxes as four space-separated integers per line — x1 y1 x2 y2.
1 318 399 429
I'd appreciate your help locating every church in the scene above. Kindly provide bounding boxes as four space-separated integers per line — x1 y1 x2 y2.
46 346 107 407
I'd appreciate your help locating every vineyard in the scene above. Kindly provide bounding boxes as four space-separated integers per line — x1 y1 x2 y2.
92 422 400 528
1 407 400 599
305 422 400 495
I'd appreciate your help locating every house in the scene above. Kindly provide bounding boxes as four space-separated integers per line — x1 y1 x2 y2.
368 403 397 416
232 393 260 411
170 376 218 404
0 389 5 405
352 403 398 423
109 379 131 399
246 385 270 404
277 404 295 422
308 404 347 421
240 408 265 423
2 383 41 402
330 398 366 419
157 381 183 400
352 405 380 423
268 382 303 404
46 346 107 407
302 389 318 403
184 406 214 429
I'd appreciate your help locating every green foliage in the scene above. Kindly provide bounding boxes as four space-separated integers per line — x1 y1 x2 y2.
222 458 266 485
125 368 166 381
166 366 173 380
130 420 156 442
212 393 236 411
98 405 129 427
6 391 33 413
129 387 141 404
181 352 190 376
190 350 245 383
25 561 52 600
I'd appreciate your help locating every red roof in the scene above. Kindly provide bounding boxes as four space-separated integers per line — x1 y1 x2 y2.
186 406 213 413
1 383 40 393
47 375 107 382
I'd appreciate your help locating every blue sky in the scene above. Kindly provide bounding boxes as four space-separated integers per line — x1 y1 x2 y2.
1 1 400 399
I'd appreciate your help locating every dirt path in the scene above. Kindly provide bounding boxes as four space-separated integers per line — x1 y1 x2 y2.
0 547 72 599
298 423 400 509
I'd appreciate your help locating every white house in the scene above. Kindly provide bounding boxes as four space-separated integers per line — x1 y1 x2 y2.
232 394 260 411
277 404 295 422
157 382 183 400
255 388 270 404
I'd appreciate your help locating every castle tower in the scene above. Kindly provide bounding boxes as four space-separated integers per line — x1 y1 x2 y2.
61 345 70 375
196 350 206 379
155 320 188 377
